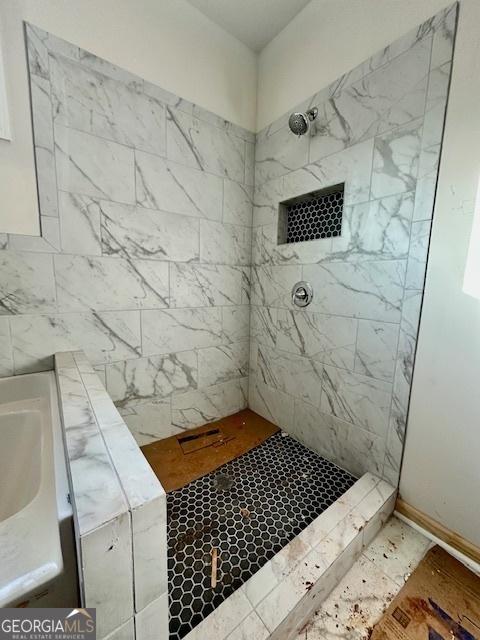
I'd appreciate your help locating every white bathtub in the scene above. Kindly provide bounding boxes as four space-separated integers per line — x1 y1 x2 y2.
0 371 76 607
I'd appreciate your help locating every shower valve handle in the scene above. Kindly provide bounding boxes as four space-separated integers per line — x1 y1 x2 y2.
292 281 313 307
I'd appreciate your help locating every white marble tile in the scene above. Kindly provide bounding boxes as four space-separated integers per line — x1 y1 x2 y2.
92 364 107 386
101 201 200 262
198 341 249 387
0 318 13 377
255 123 309 185
430 3 457 69
171 377 248 429
299 474 380 550
55 254 169 311
183 588 252 640
355 320 400 381
405 220 430 289
118 397 175 445
284 139 374 207
78 48 143 87
253 177 285 228
386 290 422 472
55 124 135 204
200 220 251 266
25 24 54 78
105 350 197 403
363 516 430 586
30 56 54 154
256 344 323 407
135 150 223 220
251 265 302 309
355 480 396 527
166 106 245 182
250 306 277 349
291 401 351 469
185 102 254 144
50 54 166 156
243 534 312 609
135 592 169 640
277 309 357 369
11 311 141 373
0 251 56 315
171 263 250 308
253 223 333 267
343 426 386 478
59 191 102 255
248 375 294 429
371 120 422 200
245 142 255 187
141 307 224 356
362 490 397 546
267 536 364 640
310 37 431 163
256 542 344 634
35 144 59 219
422 62 451 150
81 512 133 638
102 618 134 640
226 611 269 640
223 306 250 343
224 180 253 227
413 144 440 221
79 395 164 508
26 23 79 73
9 218 60 253
30 72 58 218
131 495 168 612
330 192 414 263
56 362 95 428
303 260 406 322
64 417 128 534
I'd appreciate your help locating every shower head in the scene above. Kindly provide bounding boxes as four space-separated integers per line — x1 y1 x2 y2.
288 108 318 136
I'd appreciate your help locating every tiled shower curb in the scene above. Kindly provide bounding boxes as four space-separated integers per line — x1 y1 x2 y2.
56 348 395 640
183 473 396 640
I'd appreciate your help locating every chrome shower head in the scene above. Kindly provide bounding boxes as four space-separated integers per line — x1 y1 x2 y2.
288 108 318 136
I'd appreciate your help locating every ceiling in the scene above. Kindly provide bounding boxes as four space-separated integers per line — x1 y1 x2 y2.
185 0 311 52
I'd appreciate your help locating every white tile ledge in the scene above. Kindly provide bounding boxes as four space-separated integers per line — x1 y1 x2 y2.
55 350 168 636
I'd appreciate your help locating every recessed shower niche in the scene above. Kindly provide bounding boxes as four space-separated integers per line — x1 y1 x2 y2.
278 183 344 245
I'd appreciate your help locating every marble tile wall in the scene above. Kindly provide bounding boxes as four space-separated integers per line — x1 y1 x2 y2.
249 4 457 486
0 23 254 445
0 7 456 487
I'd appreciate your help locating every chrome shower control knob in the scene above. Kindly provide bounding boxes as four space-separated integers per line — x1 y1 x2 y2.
292 281 313 307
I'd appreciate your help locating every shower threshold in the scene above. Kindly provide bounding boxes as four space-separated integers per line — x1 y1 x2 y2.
165 417 397 640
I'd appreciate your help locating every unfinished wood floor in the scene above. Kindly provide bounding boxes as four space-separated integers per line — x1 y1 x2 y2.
141 409 279 492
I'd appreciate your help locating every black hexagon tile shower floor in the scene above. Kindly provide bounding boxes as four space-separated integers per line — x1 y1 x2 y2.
167 431 357 639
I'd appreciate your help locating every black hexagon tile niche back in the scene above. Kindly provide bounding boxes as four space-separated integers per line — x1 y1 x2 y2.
286 187 344 243
167 432 356 639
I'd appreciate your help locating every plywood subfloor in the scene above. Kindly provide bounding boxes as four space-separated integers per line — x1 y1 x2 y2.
371 544 480 640
141 409 279 492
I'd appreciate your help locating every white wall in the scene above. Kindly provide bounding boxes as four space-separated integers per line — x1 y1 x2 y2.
400 0 480 547
258 0 480 547
0 0 256 235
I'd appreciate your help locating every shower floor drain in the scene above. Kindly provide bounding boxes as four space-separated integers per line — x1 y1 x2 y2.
167 431 356 640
